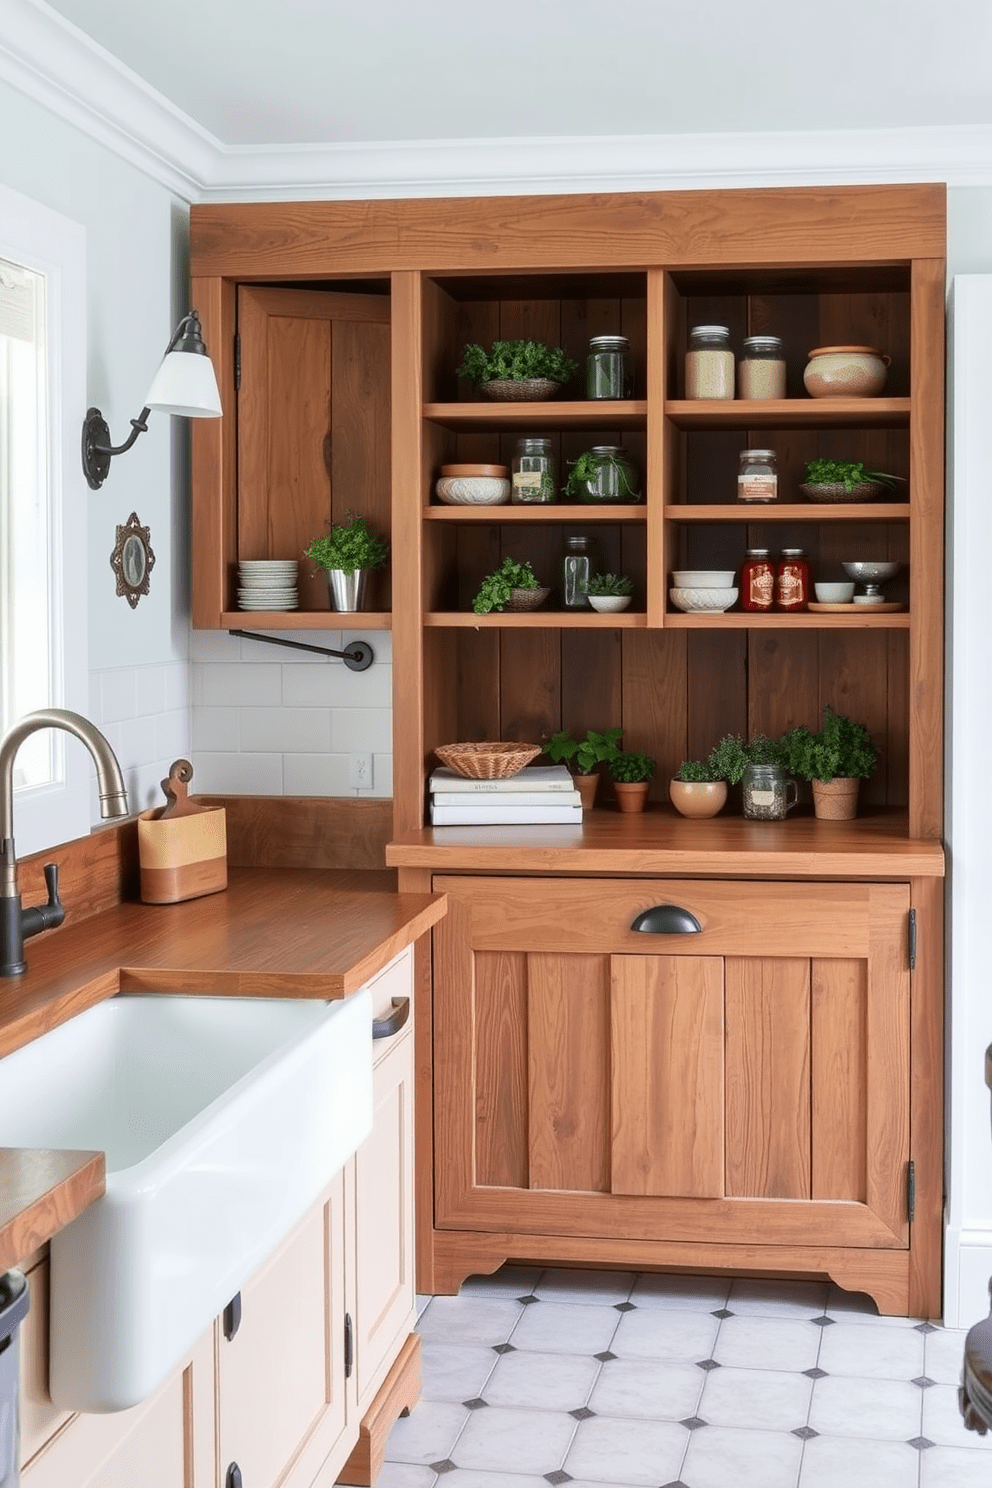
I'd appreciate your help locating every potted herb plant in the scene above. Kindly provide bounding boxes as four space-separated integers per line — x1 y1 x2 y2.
543 726 623 809
304 511 389 611
585 573 634 613
456 339 578 402
472 558 548 615
563 447 642 505
609 750 656 813
781 706 878 819
799 458 905 503
669 733 749 818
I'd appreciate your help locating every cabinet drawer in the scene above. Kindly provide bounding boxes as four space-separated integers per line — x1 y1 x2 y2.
433 876 898 960
364 948 412 1066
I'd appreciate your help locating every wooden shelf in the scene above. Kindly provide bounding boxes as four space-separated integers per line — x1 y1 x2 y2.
221 611 392 630
664 610 910 629
423 505 646 522
424 610 647 628
665 397 911 429
423 399 647 430
669 503 910 523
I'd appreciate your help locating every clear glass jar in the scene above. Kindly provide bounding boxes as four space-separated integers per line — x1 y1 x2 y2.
569 445 642 504
586 335 633 399
511 437 556 504
739 336 786 400
685 325 734 400
560 533 603 608
741 548 775 612
737 448 778 503
776 549 810 611
742 762 798 821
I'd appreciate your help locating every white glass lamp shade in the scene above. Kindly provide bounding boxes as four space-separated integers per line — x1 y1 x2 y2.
144 349 222 418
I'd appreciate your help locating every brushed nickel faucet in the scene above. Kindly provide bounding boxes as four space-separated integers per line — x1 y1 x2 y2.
0 709 129 977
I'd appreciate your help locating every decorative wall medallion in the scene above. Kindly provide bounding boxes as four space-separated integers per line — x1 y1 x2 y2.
111 512 155 608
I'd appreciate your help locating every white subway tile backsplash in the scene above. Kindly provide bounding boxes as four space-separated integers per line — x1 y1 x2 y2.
99 668 138 724
331 707 392 753
193 707 240 753
240 707 332 753
134 665 167 718
282 661 392 709
266 629 344 661
195 663 282 708
190 629 242 662
370 753 393 797
154 708 191 764
164 663 190 712
191 752 284 795
283 753 354 796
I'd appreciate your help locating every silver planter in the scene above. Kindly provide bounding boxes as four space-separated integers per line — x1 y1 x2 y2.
327 569 371 611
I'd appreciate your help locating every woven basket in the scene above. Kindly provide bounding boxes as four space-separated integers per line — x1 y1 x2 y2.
434 741 542 780
800 481 889 504
479 379 563 402
503 586 550 612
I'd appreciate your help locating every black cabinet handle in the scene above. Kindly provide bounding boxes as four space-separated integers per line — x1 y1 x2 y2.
372 996 410 1040
631 904 702 935
344 1311 354 1377
226 1465 243 1488
223 1291 241 1341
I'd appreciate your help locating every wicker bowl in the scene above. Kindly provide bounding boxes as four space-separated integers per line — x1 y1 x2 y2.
478 379 563 402
503 586 550 612
800 481 889 504
434 741 542 779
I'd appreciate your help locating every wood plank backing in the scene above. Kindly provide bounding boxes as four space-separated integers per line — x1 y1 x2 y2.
811 958 867 1202
611 956 724 1198
474 951 529 1188
725 956 811 1199
527 953 610 1193
198 795 393 870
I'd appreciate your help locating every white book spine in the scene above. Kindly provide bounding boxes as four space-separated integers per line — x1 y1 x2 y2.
430 803 583 826
431 790 582 809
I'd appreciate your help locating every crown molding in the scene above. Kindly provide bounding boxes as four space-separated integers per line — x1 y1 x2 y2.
3 0 992 201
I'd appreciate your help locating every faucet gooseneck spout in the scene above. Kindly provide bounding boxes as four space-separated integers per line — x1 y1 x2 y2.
0 709 129 976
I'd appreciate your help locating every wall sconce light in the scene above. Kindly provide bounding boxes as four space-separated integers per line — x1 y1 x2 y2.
81 309 222 490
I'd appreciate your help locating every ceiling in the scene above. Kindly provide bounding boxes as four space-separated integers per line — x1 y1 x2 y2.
36 0 992 151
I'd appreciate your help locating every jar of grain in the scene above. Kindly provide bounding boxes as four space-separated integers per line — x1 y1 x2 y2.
739 336 786 400
685 325 734 400
742 762 798 821
737 449 778 503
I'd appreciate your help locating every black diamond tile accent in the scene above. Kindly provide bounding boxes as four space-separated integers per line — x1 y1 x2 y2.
518 1294 540 1305
696 1358 721 1372
711 1308 734 1319
810 1315 835 1328
803 1367 829 1380
912 1375 937 1389
594 1350 617 1362
907 1437 936 1450
792 1426 819 1440
569 1406 596 1421
680 1415 707 1431
660 1481 691 1488
915 1321 939 1334
544 1472 573 1485
614 1301 636 1312
463 1397 488 1410
430 1461 457 1475
492 1342 516 1354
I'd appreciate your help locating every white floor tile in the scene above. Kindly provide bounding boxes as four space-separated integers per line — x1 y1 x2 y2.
437 1472 549 1488
817 1319 926 1379
826 1285 924 1327
417 1296 523 1348
458 1266 543 1300
563 1414 689 1485
611 1306 719 1363
808 1375 923 1442
713 1314 822 1372
924 1326 969 1385
588 1357 703 1421
921 1443 992 1485
452 1405 577 1475
420 1343 497 1403
509 1299 620 1356
727 1276 830 1318
799 1434 922 1487
482 1348 599 1411
681 1423 804 1488
698 1364 813 1431
922 1382 992 1449
628 1272 731 1311
367 1464 438 1488
532 1268 636 1305
386 1400 470 1466
416 1295 433 1318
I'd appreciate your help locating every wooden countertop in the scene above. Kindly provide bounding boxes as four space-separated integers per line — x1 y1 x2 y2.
0 1149 105 1273
386 807 946 879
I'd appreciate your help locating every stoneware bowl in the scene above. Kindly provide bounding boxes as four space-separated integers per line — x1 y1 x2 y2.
803 345 890 398
435 475 511 506
671 570 735 589
669 586 737 613
669 780 728 818
813 582 855 603
588 595 632 613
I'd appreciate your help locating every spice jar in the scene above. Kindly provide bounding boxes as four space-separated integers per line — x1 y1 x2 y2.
742 762 798 821
568 445 642 504
586 335 633 400
776 549 810 611
511 437 556 504
737 448 778 503
741 548 775 612
560 533 603 608
739 336 787 400
685 325 734 400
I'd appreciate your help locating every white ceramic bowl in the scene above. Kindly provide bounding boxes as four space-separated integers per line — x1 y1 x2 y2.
436 475 511 506
814 582 855 603
588 594 632 613
671 570 735 589
670 586 738 613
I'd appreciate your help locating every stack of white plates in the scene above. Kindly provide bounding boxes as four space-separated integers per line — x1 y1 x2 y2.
238 559 299 611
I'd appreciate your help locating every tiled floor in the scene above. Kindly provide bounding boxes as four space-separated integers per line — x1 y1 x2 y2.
380 1267 989 1488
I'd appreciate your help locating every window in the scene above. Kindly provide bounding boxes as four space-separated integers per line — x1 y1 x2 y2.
0 184 87 857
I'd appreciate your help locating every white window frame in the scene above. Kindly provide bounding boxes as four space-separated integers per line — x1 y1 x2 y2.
0 183 88 858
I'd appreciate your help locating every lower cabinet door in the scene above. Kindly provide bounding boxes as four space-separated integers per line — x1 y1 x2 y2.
217 1171 351 1488
432 876 912 1253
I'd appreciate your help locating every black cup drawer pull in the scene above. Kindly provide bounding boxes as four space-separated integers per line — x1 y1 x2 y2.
372 996 411 1040
631 905 702 935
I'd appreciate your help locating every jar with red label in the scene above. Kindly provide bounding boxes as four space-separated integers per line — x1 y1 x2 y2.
741 548 775 612
776 549 810 612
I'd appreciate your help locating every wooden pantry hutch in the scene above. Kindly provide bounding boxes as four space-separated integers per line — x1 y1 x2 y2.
189 182 946 1318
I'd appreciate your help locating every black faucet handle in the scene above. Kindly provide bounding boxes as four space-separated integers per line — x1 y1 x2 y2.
43 861 62 910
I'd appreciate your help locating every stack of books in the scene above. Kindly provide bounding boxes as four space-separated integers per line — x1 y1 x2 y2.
429 764 582 825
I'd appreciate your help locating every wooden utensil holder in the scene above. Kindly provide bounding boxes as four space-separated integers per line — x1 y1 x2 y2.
138 805 228 904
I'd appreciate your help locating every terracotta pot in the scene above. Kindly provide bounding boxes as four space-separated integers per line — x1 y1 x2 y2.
669 780 728 819
574 772 600 810
614 780 650 814
812 776 860 820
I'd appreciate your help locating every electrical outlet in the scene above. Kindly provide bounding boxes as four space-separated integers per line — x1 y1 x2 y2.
349 753 373 790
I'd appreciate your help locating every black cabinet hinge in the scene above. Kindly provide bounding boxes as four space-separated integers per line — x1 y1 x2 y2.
907 1160 916 1224
344 1311 354 1378
908 909 917 971
234 331 241 391
223 1291 242 1341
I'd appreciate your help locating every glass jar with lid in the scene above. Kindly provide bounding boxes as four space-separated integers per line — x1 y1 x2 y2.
742 762 798 821
739 336 787 400
685 325 734 400
567 445 642 504
511 437 556 504
741 548 775 612
737 448 778 503
560 533 603 608
776 549 810 611
586 335 633 399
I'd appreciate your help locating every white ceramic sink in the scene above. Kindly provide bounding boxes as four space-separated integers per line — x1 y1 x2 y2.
0 989 373 1412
